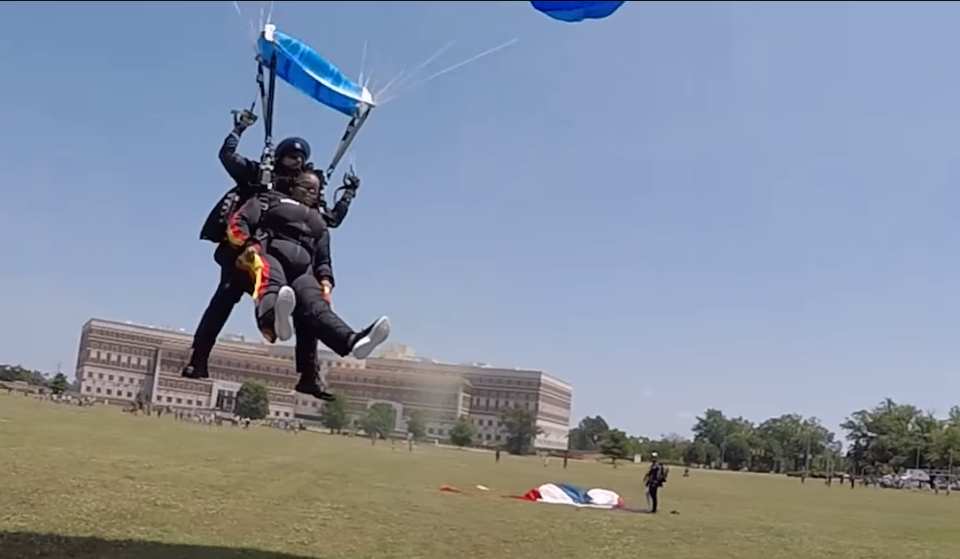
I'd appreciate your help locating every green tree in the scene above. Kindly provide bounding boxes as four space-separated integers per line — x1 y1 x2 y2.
320 397 349 433
501 408 542 455
49 373 69 395
406 409 427 440
684 439 719 466
234 381 269 420
599 429 632 466
360 403 397 439
568 415 610 451
841 398 956 474
449 415 475 448
648 433 691 464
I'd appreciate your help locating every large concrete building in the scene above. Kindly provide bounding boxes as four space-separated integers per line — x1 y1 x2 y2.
74 319 573 450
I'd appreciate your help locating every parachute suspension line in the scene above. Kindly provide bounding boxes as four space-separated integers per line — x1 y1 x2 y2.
326 103 373 181
255 52 279 190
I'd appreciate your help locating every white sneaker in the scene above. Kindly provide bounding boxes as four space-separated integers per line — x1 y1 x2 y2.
274 286 296 342
350 316 391 360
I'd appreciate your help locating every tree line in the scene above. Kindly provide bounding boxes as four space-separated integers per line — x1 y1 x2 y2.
235 380 544 454
1 364 70 395
569 399 960 475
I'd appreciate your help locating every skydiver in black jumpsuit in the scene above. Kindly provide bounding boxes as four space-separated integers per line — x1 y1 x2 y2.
225 168 391 362
183 111 358 400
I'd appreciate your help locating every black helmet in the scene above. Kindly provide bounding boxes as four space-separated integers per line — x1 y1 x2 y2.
276 137 311 161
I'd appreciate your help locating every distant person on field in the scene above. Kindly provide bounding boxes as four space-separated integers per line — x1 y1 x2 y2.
644 452 667 513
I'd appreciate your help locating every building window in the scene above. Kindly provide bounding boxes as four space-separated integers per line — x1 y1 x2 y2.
85 386 91 392
106 389 112 396
126 392 133 398
215 390 236 412
96 388 101 394
176 398 182 405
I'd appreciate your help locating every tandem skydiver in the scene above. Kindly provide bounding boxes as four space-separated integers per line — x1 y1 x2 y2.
226 167 391 362
183 110 359 401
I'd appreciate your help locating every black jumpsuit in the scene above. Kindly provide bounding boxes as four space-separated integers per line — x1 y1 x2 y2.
226 190 358 357
187 131 354 376
644 462 666 513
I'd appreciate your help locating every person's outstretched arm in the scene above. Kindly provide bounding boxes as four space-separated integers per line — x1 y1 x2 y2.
323 171 360 228
219 110 259 185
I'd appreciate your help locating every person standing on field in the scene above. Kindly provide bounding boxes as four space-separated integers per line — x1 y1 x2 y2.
644 452 667 513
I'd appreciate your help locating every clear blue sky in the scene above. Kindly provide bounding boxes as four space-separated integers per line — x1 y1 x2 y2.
2 1 960 439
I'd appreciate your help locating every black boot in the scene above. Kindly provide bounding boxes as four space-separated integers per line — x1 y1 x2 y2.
181 364 209 379
295 373 336 401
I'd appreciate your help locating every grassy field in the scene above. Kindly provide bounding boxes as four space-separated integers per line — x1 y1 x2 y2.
1 396 958 559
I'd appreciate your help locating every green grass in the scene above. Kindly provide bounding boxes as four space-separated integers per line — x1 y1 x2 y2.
1 396 958 559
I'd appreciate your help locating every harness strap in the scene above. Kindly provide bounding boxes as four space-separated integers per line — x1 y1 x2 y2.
255 54 279 190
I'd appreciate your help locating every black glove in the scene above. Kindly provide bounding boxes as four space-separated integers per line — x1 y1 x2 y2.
342 168 360 191
231 109 258 135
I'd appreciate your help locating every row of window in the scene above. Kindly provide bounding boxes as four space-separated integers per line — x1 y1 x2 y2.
327 373 461 391
163 349 295 376
85 340 155 358
84 371 144 386
163 353 297 378
472 400 533 413
83 386 135 398
157 361 294 390
469 376 538 387
156 394 207 407
86 327 164 347
85 351 153 372
342 391 459 409
472 390 538 401
423 426 502 443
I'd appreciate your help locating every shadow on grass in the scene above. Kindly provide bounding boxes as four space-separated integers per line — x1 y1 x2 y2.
0 532 328 559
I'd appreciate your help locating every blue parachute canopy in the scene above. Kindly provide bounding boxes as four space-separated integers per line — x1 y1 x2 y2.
530 1 626 23
257 25 374 117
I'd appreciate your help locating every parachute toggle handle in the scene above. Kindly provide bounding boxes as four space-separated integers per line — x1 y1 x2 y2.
231 108 258 129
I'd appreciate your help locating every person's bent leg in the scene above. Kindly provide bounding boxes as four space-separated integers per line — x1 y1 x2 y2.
290 274 391 359
241 251 289 343
293 320 335 401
